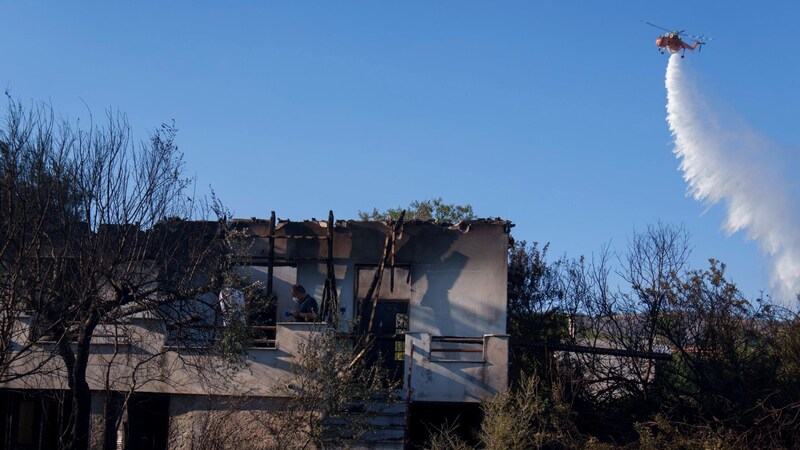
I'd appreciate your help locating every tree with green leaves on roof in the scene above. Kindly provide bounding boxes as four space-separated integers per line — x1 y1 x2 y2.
358 197 476 222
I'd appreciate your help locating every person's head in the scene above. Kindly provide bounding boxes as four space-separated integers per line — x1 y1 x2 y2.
291 284 306 300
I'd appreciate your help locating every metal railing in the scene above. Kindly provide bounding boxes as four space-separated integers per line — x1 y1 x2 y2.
429 336 485 361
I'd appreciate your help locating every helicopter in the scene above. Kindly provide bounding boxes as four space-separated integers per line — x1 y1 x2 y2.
646 22 711 57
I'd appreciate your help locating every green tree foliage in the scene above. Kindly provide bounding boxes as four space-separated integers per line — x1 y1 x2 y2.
506 241 573 380
498 223 800 448
358 197 476 222
507 241 568 342
428 374 604 450
479 374 582 450
650 260 800 446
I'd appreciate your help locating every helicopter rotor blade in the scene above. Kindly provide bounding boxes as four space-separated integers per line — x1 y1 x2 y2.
687 34 714 42
644 21 673 33
645 21 711 42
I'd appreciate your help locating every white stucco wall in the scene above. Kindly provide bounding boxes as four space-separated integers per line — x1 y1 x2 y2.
244 220 509 338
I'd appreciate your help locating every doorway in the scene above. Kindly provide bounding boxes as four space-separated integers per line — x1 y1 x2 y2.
355 266 411 384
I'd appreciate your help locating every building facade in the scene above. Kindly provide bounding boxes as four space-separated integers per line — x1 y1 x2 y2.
0 217 512 449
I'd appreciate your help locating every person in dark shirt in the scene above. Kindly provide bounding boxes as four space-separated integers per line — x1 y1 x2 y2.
290 284 318 322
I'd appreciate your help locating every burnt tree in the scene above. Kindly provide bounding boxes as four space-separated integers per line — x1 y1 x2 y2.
0 97 235 450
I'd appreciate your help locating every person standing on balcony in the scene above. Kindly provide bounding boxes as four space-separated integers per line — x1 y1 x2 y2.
290 284 318 322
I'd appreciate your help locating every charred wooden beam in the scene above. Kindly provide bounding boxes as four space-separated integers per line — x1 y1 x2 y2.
266 211 276 296
362 211 406 334
325 210 339 327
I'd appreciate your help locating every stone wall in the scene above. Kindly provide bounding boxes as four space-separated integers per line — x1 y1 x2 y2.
168 395 297 450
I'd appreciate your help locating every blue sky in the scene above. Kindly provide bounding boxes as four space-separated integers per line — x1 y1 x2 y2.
4 2 799 301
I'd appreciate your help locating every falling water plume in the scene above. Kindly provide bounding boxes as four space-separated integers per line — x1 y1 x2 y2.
665 54 800 305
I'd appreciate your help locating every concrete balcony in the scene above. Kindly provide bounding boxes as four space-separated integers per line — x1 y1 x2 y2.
404 333 508 403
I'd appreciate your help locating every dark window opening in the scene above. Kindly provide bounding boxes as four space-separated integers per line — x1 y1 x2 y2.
124 393 169 450
0 389 72 450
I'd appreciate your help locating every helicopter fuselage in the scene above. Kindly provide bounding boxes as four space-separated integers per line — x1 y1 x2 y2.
656 34 699 54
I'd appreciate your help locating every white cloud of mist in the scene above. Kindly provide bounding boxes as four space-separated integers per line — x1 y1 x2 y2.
665 54 800 305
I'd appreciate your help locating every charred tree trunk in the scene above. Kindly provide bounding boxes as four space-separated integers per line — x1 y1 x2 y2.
102 393 120 450
62 312 101 450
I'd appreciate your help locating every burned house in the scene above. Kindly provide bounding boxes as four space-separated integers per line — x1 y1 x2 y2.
0 214 512 449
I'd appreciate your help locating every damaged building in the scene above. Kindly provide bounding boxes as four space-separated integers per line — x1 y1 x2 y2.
0 213 513 449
